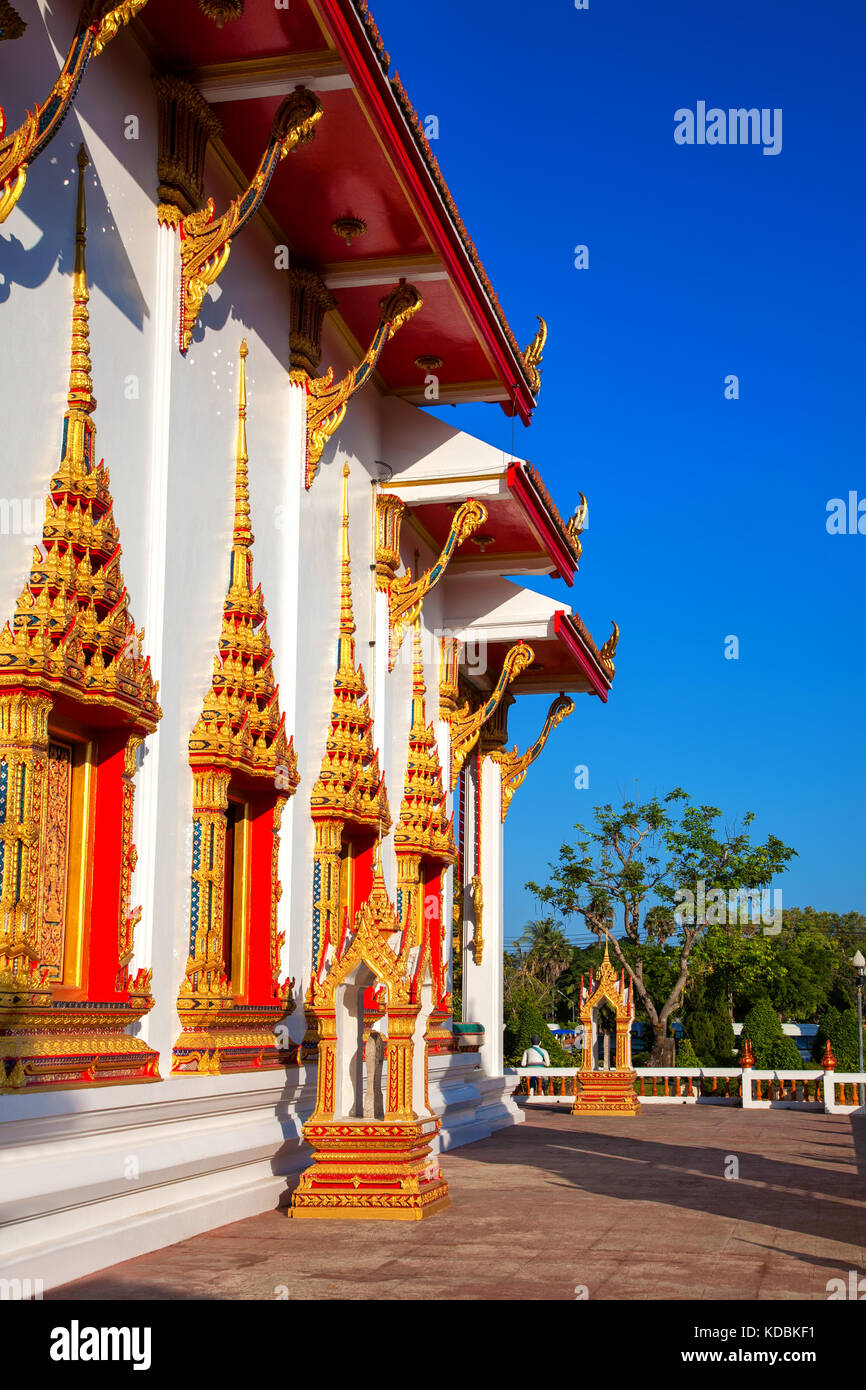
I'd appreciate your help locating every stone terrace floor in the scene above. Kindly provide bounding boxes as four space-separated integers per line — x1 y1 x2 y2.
49 1105 866 1301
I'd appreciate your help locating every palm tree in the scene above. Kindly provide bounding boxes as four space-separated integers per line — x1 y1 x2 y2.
519 918 573 1008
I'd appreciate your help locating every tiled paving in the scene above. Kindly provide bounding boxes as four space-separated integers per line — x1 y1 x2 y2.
49 1105 866 1301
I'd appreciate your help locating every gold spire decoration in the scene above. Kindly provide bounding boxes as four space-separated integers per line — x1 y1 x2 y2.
395 618 454 865
175 342 299 1074
0 143 160 729
66 145 97 454
309 465 390 974
0 153 161 1092
188 343 296 784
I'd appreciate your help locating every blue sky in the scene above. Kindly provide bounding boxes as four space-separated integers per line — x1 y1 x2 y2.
371 0 866 944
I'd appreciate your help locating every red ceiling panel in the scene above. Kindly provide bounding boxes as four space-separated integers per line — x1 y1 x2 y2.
214 90 429 265
141 0 327 67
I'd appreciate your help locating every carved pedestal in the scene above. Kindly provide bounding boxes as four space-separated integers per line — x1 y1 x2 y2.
292 1116 449 1221
572 1068 641 1116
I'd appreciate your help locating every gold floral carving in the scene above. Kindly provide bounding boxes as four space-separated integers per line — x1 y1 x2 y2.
490 693 574 822
153 75 222 227
289 267 337 378
470 873 484 966
0 1 149 222
178 88 322 352
447 642 534 789
302 281 422 488
522 315 547 395
387 499 488 669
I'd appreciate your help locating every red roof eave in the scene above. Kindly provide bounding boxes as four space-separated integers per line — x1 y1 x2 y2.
313 0 536 425
507 463 576 586
554 610 610 702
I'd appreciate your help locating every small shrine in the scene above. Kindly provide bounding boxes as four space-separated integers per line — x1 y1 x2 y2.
292 852 450 1221
572 943 640 1116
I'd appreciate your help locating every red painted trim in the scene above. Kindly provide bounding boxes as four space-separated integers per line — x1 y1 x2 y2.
87 730 127 999
554 610 610 702
312 0 535 426
507 463 576 587
246 797 275 1004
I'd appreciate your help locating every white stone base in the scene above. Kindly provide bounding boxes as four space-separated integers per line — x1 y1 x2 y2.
0 1054 521 1292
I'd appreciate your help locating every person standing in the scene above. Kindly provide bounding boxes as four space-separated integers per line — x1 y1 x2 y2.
521 1033 550 1094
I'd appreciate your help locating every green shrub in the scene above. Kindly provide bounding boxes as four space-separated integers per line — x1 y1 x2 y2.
813 1006 841 1062
832 1008 865 1072
504 993 570 1066
682 975 736 1065
741 998 802 1069
676 1038 701 1067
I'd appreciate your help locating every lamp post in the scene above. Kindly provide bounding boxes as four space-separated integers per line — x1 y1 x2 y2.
852 950 865 1107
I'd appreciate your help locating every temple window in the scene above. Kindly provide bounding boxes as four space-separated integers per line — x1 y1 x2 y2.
0 147 162 1094
172 342 299 1076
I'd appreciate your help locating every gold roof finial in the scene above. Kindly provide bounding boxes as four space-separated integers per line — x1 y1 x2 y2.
410 613 427 732
232 339 253 554
337 461 356 673
63 144 97 470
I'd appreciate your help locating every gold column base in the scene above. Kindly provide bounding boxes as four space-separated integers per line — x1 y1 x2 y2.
172 1004 296 1074
571 1069 641 1116
291 1116 450 1221
0 1000 160 1093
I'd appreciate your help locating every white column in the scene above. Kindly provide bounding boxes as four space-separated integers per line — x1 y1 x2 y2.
130 222 175 1059
462 755 505 1076
276 379 305 1029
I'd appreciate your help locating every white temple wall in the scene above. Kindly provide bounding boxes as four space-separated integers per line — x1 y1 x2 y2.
0 9 523 1283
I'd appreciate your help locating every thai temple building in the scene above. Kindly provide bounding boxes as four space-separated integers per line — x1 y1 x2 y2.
0 0 616 1273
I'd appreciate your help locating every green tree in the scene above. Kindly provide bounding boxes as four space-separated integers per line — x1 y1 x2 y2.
518 918 573 1010
527 789 797 1064
503 992 570 1066
741 998 802 1069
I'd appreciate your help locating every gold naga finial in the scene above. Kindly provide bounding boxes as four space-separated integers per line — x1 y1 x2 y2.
598 621 619 676
492 692 575 822
232 339 253 554
387 498 488 669
448 642 535 788
522 315 547 395
567 491 588 545
303 281 423 488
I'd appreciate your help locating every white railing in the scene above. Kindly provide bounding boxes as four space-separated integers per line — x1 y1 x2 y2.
507 1066 866 1113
